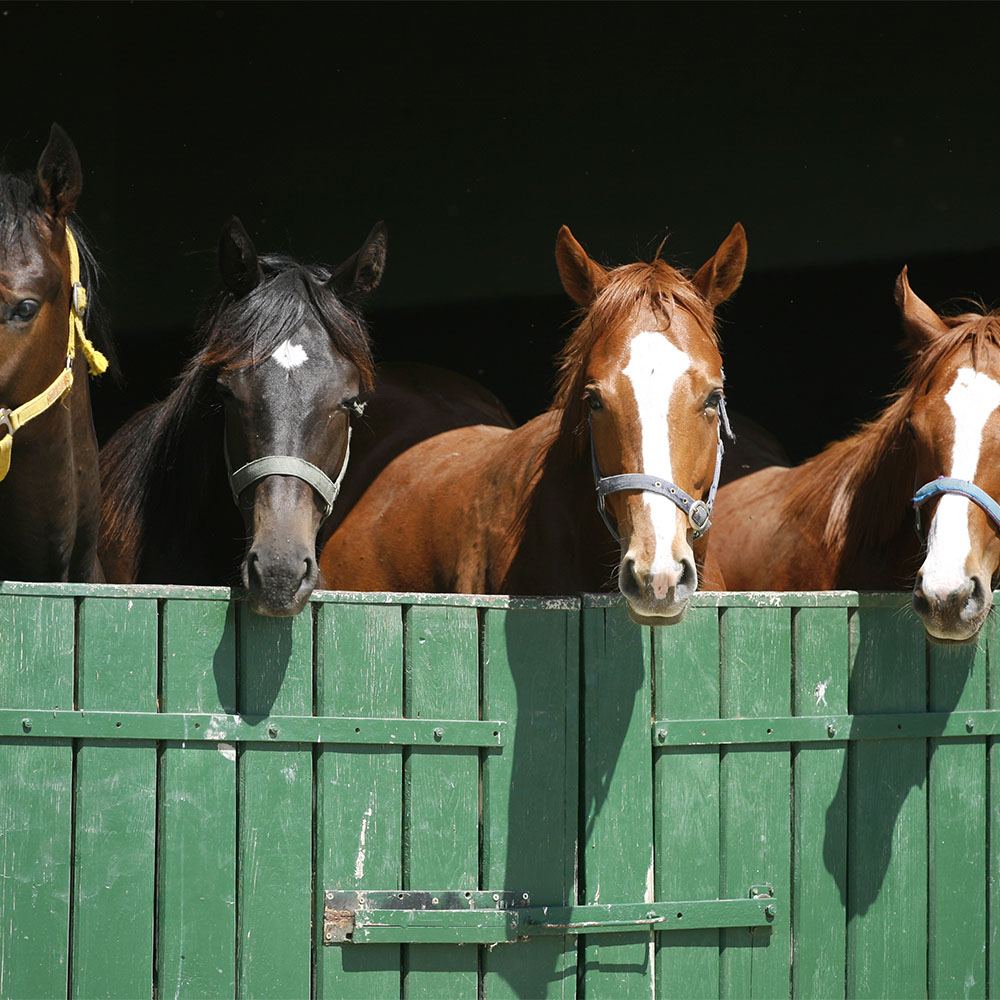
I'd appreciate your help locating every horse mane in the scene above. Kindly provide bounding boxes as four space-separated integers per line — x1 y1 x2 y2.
784 306 1000 564
0 170 116 372
100 255 377 572
551 258 718 452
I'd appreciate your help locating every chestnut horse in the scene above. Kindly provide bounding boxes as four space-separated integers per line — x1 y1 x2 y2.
320 224 748 625
711 267 1000 643
0 124 110 583
99 218 384 616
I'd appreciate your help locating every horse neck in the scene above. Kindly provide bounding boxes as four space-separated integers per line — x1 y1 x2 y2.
501 409 617 594
0 354 102 581
786 419 919 586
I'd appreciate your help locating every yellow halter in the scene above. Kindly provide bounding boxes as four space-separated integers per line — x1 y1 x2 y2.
0 226 108 481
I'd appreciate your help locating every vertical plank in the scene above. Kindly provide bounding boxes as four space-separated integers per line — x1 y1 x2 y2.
791 605 849 999
988 612 1000 1000
315 601 404 1000
157 598 238 1000
719 605 791 1000
928 634 986 999
237 606 313 999
580 605 654 999
0 593 75 1000
846 603 926 1000
653 604 721 999
481 604 579 1000
404 604 479 1000
72 596 158 999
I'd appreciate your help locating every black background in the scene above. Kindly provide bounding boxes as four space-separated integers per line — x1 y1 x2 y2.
7 2 1000 460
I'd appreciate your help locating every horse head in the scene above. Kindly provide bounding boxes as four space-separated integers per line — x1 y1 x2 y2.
212 217 384 616
901 268 1000 643
554 223 746 625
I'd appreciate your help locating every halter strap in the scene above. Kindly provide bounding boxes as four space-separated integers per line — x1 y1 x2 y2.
227 425 352 522
0 227 109 482
590 394 734 542
912 476 1000 538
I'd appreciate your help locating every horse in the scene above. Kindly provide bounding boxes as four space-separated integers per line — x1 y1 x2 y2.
318 360 516 542
99 217 385 616
0 124 111 583
319 223 748 625
710 267 1000 644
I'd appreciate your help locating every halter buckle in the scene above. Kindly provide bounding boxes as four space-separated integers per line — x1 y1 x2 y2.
72 282 87 318
688 500 711 533
0 408 12 440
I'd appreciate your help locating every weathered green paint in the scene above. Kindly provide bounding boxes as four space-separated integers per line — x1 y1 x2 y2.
72 596 158 1000
0 585 995 999
0 708 505 745
315 601 404 1000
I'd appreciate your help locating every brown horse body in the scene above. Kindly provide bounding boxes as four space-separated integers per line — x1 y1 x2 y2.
321 224 748 623
712 269 1000 643
0 126 108 582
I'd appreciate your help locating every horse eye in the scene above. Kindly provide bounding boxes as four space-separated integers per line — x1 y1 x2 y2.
11 299 39 321
586 391 603 412
215 377 235 399
704 390 723 411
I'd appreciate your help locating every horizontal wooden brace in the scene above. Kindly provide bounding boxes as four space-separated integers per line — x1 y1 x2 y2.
325 890 776 944
0 709 505 747
652 709 1000 746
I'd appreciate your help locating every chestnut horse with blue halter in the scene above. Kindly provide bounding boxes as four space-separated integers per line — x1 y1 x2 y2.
711 267 1000 644
320 224 747 625
99 218 384 616
0 125 110 583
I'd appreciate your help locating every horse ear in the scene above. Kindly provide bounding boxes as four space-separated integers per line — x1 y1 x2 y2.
555 226 609 306
692 222 747 307
218 216 263 297
329 222 387 300
35 123 83 221
895 266 949 349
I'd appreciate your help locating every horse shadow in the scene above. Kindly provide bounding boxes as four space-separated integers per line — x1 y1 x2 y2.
488 601 648 994
822 606 980 919
211 603 299 722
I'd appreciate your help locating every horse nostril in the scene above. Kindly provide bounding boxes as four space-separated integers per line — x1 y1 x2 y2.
678 557 696 592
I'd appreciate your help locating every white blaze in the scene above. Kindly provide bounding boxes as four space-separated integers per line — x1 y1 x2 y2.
272 339 308 370
622 331 691 574
922 367 1000 594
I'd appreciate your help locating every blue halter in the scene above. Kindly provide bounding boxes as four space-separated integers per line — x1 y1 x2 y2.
912 476 1000 539
590 395 734 542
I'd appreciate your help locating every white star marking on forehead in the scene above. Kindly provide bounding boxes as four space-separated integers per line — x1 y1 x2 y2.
272 339 308 370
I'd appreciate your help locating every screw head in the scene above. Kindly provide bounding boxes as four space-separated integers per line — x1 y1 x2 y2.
433 727 444 741
21 718 31 733
656 728 667 743
764 904 777 919
826 723 837 738
267 724 279 739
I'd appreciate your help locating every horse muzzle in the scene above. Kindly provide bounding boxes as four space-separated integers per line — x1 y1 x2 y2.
619 551 698 625
243 540 319 617
912 571 991 644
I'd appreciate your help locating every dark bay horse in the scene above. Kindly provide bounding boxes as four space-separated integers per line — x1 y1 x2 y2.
712 267 1000 643
99 218 384 616
0 124 110 583
320 224 748 625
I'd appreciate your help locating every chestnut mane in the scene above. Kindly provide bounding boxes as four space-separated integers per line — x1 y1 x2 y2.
784 307 1000 564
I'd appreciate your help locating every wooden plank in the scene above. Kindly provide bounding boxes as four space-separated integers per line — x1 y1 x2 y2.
480 605 579 999
653 604 721 999
157 597 238 1000
236 606 313 999
72 596 158 1000
927 633 987 999
791 606 850 1000
315 600 404 1000
580 605 654 999
403 604 479 1000
989 614 1000 1000
719 605 791 1000
0 593 75 1000
846 604 927 1000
